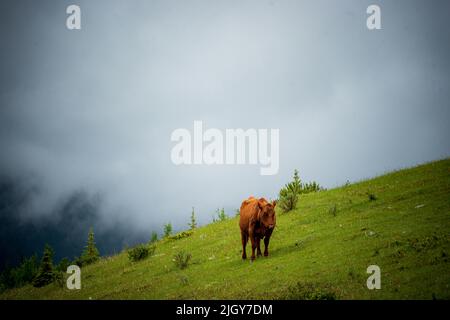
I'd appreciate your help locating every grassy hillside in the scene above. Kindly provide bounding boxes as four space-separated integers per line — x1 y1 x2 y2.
2 159 450 300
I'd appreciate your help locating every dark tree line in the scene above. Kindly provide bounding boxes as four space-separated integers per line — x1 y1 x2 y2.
0 228 100 291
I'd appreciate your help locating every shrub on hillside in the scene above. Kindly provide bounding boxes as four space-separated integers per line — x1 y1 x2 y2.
329 204 337 217
301 181 322 194
278 170 322 213
367 192 377 201
168 230 193 241
173 251 192 270
53 271 65 288
128 244 155 262
212 208 228 222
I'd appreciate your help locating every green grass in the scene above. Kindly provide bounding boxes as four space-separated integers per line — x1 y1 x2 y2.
2 159 450 300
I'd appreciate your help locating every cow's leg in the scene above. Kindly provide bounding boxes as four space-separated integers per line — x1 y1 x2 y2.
241 232 248 260
251 236 257 261
256 237 262 257
249 232 256 261
264 232 273 257
263 236 270 256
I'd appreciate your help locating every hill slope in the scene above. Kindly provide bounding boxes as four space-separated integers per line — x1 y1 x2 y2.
2 159 450 300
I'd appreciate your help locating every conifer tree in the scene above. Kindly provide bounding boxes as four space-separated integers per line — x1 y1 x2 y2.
189 207 197 230
81 227 100 265
217 208 227 221
164 223 172 237
278 170 302 213
32 244 55 287
150 231 158 243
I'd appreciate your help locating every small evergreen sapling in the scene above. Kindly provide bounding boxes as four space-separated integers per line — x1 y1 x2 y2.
150 231 158 243
278 170 322 213
164 223 173 237
217 208 227 221
81 227 100 265
279 170 302 212
189 207 197 230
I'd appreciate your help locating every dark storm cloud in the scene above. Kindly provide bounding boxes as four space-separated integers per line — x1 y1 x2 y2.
0 175 148 269
0 0 449 263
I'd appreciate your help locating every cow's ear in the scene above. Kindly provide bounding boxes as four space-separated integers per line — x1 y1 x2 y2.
272 200 277 208
257 199 265 210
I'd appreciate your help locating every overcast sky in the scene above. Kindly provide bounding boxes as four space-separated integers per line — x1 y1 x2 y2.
1 0 449 238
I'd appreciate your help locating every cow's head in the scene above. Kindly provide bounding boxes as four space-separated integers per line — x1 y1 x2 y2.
258 199 277 230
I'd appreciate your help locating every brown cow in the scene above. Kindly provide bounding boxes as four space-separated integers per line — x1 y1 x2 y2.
239 196 277 260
